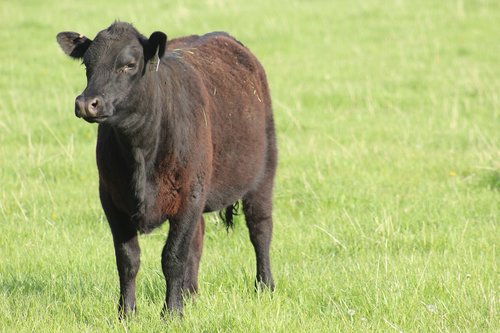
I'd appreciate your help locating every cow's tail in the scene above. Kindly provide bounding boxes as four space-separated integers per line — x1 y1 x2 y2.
219 201 240 231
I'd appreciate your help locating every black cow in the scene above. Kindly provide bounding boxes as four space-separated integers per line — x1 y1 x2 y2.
56 22 277 318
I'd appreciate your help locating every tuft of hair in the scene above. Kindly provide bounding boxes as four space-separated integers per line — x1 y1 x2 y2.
219 202 240 231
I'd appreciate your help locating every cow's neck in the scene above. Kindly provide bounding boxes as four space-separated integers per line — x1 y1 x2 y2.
107 62 196 226
113 72 170 164
111 76 168 224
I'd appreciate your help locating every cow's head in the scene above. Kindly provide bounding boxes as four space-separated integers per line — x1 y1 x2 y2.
57 22 166 123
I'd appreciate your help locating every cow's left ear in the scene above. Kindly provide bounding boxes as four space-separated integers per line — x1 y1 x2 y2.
145 31 167 72
56 32 92 59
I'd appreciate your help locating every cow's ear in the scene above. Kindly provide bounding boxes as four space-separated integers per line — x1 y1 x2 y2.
145 31 167 72
56 32 92 59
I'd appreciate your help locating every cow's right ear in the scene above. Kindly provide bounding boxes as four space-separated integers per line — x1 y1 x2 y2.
56 32 92 59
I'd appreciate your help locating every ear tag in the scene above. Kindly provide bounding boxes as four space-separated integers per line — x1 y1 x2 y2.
149 47 161 72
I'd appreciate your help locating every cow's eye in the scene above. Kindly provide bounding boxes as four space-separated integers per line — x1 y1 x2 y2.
125 63 136 70
119 63 136 73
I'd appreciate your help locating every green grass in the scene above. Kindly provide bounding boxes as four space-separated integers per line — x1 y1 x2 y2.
0 0 498 331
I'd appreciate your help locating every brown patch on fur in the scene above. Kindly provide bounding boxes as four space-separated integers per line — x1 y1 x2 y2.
153 164 184 219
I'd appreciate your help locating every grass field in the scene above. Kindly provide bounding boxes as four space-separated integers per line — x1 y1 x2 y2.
0 0 498 331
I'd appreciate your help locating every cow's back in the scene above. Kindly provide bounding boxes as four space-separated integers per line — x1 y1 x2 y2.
166 33 274 211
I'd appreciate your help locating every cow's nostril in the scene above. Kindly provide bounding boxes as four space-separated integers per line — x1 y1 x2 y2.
85 97 101 117
87 97 101 116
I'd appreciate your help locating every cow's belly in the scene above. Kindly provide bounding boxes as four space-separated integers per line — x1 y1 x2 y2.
204 132 267 212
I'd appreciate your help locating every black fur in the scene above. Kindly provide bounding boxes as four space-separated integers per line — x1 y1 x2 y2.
219 201 240 230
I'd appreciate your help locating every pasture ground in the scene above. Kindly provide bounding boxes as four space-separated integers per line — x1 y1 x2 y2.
0 0 498 331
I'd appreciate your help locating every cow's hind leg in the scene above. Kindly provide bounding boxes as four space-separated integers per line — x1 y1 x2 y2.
243 169 276 291
100 189 140 319
182 216 205 295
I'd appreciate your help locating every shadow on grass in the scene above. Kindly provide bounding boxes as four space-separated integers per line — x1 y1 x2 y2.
477 170 499 191
0 273 48 296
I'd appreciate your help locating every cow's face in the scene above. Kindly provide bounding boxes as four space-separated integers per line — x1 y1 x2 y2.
57 23 166 124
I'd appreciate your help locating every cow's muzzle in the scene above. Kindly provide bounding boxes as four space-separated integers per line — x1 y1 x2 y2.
75 95 108 122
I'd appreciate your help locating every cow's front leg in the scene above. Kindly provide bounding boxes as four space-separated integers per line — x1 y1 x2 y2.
182 216 205 295
101 189 141 319
112 229 140 319
161 209 202 317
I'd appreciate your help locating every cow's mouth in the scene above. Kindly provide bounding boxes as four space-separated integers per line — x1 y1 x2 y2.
82 116 109 123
